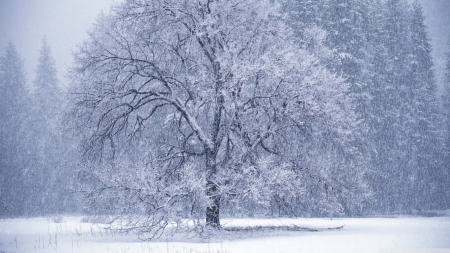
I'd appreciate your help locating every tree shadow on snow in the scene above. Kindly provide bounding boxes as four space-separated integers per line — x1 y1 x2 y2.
149 224 345 243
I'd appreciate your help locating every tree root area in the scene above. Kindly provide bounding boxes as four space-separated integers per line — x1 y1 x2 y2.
223 225 345 233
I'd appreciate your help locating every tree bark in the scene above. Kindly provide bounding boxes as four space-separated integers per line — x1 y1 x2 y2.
205 147 220 228
206 182 220 228
205 85 223 228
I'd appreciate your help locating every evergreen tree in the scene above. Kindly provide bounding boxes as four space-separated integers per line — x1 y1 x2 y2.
0 42 29 216
406 1 444 211
26 38 78 215
283 0 321 37
441 43 450 210
373 0 414 212
364 0 446 213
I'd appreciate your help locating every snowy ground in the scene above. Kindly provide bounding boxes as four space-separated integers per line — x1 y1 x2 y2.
0 216 449 253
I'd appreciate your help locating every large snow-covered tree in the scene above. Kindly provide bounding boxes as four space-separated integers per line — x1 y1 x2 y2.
67 0 364 235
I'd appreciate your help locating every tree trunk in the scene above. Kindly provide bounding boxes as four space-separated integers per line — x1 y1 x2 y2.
205 88 223 228
205 147 220 228
206 181 220 228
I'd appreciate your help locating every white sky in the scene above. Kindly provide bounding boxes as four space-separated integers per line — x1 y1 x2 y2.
0 0 449 90
0 0 119 89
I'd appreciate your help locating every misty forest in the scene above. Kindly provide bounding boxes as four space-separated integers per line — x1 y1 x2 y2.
1 0 450 239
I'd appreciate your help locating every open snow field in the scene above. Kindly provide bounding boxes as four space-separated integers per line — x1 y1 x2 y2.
0 216 449 253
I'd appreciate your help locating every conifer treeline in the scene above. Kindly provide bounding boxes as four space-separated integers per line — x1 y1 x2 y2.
285 0 449 214
0 40 78 217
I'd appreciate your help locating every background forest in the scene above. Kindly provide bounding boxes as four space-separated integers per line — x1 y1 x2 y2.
1 0 450 222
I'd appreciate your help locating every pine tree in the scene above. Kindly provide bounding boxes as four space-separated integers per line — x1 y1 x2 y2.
405 1 444 211
25 38 77 215
363 0 446 213
441 43 450 210
0 42 29 216
283 0 321 34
